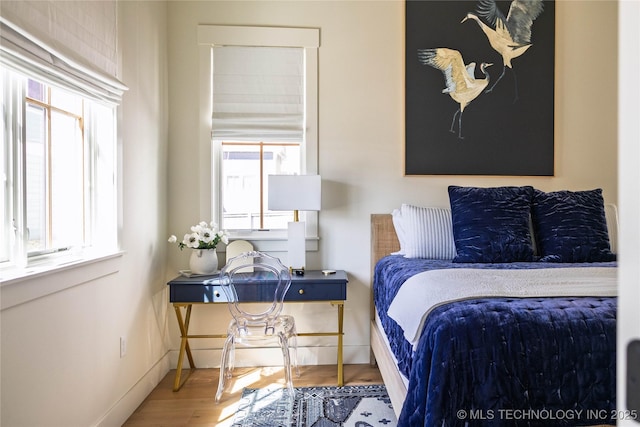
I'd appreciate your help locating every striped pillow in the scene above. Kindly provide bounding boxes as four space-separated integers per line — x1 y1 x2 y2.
397 204 456 259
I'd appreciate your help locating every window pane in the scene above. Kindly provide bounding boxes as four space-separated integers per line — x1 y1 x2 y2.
222 145 261 229
50 111 83 248
89 102 117 249
25 103 47 252
27 79 45 102
50 86 83 116
263 145 299 229
25 86 84 255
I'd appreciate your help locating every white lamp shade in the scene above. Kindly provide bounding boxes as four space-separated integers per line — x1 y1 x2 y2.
268 175 321 211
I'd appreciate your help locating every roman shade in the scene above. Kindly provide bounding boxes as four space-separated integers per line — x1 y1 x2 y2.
212 46 304 142
0 0 126 104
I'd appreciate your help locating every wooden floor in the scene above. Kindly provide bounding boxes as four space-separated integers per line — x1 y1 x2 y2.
123 364 384 427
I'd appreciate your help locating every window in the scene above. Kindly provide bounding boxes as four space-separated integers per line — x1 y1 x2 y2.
0 6 124 290
198 25 320 250
213 44 304 231
1 69 118 270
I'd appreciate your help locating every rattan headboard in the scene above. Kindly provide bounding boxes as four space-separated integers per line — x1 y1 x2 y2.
370 214 400 321
371 214 400 267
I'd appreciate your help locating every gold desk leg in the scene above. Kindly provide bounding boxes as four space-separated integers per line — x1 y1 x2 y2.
173 304 196 392
337 302 344 386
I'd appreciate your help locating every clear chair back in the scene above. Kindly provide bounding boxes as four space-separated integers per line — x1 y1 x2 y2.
219 251 292 334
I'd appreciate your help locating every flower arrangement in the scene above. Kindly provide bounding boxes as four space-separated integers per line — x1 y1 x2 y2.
168 221 229 250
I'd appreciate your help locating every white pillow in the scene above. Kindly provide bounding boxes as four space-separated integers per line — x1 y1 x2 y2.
396 204 457 259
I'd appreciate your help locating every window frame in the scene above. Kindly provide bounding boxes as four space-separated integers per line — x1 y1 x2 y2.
198 25 320 251
1 69 120 280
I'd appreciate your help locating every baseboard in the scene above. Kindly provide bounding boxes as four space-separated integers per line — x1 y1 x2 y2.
168 345 371 369
94 352 171 427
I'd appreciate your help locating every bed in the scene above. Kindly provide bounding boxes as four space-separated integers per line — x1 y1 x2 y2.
370 186 618 426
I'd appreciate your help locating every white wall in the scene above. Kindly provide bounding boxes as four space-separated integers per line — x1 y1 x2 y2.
166 0 618 368
0 2 170 426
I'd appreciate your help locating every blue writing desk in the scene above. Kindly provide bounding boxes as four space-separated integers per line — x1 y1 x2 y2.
168 270 348 391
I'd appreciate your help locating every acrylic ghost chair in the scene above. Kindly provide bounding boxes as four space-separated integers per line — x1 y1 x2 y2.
215 251 299 402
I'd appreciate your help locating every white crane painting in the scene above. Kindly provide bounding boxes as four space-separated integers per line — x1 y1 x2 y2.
405 0 554 175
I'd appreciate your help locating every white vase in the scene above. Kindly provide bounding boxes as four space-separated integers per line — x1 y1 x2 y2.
189 248 218 275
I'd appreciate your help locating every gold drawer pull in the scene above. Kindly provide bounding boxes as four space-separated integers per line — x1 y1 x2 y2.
298 289 305 295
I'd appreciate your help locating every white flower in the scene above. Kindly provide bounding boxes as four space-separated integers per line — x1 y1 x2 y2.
184 232 200 249
201 228 214 243
169 220 229 251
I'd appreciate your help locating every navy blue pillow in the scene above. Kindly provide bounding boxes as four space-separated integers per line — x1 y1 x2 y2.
448 186 535 263
532 189 616 262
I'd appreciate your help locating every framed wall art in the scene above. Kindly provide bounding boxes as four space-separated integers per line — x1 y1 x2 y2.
405 0 555 175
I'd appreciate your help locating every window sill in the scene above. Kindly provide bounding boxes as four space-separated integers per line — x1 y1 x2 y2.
0 250 124 310
226 231 319 252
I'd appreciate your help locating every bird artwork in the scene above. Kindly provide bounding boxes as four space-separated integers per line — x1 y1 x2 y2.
417 48 492 140
405 0 554 175
462 0 544 102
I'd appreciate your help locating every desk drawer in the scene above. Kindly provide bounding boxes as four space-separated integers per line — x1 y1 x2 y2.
170 285 227 303
287 282 346 301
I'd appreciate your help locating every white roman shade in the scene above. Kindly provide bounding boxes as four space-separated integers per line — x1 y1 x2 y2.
0 0 127 104
212 46 304 142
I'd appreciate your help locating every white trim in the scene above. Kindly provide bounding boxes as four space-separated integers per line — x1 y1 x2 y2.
197 25 319 48
0 251 124 310
94 352 171 427
199 45 214 224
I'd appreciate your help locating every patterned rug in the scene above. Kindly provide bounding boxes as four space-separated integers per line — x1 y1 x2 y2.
232 384 397 427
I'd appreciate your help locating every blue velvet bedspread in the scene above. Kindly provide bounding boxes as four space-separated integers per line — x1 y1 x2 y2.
373 256 617 426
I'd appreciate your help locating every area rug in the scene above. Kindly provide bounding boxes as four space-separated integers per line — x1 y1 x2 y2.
232 384 397 427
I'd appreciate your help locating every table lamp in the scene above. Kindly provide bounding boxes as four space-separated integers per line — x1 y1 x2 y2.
268 174 321 272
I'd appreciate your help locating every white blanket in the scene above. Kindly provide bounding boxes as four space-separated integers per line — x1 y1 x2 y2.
387 267 617 349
